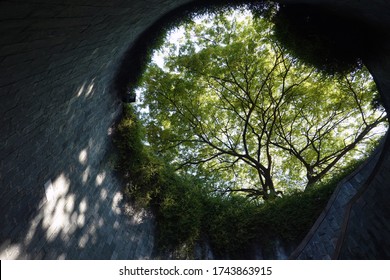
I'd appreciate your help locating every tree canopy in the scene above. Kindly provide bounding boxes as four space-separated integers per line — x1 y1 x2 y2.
135 8 387 200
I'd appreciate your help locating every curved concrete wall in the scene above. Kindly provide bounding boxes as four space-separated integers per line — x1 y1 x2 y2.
290 138 386 259
0 0 193 260
0 0 389 259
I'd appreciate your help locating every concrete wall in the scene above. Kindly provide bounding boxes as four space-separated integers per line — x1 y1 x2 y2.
0 0 192 259
1 0 390 259
290 139 385 259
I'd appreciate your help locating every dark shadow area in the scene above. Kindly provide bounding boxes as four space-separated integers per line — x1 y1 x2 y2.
272 3 390 74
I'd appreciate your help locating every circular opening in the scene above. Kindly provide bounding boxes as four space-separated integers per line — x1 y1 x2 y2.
135 6 387 198
116 3 388 259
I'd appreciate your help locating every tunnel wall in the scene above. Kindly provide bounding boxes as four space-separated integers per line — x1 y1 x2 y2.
1 0 390 259
0 0 193 259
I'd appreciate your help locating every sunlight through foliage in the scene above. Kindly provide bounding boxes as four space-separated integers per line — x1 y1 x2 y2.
134 7 387 200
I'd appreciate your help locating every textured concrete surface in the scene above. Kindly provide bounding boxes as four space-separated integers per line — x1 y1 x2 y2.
0 0 192 259
1 0 390 259
290 142 384 259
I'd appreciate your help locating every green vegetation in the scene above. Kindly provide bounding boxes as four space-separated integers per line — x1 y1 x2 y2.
115 5 387 258
115 105 375 259
137 8 386 200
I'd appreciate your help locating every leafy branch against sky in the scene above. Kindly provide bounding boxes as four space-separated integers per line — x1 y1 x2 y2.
134 7 387 200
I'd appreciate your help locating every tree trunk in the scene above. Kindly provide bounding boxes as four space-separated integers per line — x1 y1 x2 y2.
261 169 278 200
305 173 316 191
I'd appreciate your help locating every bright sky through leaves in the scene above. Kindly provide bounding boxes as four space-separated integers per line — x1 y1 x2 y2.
134 7 387 200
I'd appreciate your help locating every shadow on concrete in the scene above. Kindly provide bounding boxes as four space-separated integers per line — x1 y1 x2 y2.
0 76 154 259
